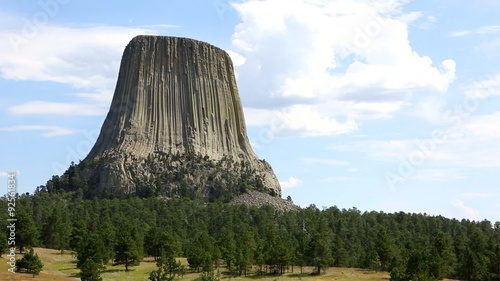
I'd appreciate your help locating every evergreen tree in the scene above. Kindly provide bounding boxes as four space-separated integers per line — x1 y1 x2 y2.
15 248 44 277
76 233 108 270
235 230 256 275
41 205 71 251
145 226 162 260
69 216 87 251
16 209 38 254
98 218 116 263
294 230 310 274
80 258 103 281
332 234 349 267
149 252 183 281
218 226 237 272
146 230 181 260
368 251 382 273
114 223 142 271
489 244 500 280
309 217 333 275
0 231 8 257
374 226 397 271
404 250 433 281
457 247 488 281
428 231 456 279
187 233 216 273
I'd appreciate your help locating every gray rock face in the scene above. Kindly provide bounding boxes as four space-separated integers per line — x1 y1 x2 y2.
82 35 281 199
230 190 300 212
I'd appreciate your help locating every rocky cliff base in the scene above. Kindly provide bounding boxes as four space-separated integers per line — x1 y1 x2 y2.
229 190 301 212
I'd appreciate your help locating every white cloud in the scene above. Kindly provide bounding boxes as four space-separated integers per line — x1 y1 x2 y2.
0 15 164 116
450 25 500 37
0 125 78 137
280 177 303 188
465 74 500 98
408 169 467 181
331 109 500 169
225 50 247 67
274 105 358 137
9 101 108 116
411 95 446 124
0 25 155 89
302 158 351 166
231 0 455 137
245 105 358 137
451 199 481 221
460 193 497 199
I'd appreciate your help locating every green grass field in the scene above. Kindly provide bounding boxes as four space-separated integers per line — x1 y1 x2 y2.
0 248 405 280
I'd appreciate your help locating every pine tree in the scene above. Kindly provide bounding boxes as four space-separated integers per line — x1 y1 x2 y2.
16 209 38 254
457 247 488 281
187 233 215 273
80 259 103 281
309 217 333 275
114 223 142 271
429 231 456 279
149 251 184 281
69 216 87 251
219 227 237 273
235 230 256 275
0 231 8 257
41 205 71 251
489 244 500 280
405 250 432 281
332 234 349 267
76 233 108 269
374 226 397 271
369 252 382 273
15 248 44 277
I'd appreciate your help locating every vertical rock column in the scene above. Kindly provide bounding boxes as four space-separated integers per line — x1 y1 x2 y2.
83 36 281 197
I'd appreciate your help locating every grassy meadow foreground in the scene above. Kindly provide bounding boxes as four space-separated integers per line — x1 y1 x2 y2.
0 248 396 281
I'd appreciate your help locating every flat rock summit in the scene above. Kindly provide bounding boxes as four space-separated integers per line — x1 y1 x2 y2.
80 35 282 201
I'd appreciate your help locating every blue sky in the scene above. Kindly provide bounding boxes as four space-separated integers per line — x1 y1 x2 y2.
1 0 499 222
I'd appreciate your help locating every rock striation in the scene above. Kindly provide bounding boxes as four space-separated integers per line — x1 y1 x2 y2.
80 35 281 200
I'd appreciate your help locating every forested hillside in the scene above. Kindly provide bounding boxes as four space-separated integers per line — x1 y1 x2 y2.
2 183 499 281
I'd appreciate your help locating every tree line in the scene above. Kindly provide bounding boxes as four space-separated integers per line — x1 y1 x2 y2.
1 187 499 280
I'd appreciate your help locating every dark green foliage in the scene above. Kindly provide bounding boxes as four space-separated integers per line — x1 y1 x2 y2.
309 217 333 275
404 250 433 281
76 233 108 270
80 258 103 281
145 227 181 261
374 226 398 271
490 244 500 281
113 223 142 271
15 248 43 277
149 253 184 281
187 233 217 273
457 247 488 281
0 231 8 257
3 185 500 280
368 252 381 272
428 231 456 279
41 203 71 250
16 209 38 254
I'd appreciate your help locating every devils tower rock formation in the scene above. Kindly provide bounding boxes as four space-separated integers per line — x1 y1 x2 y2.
80 35 281 200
